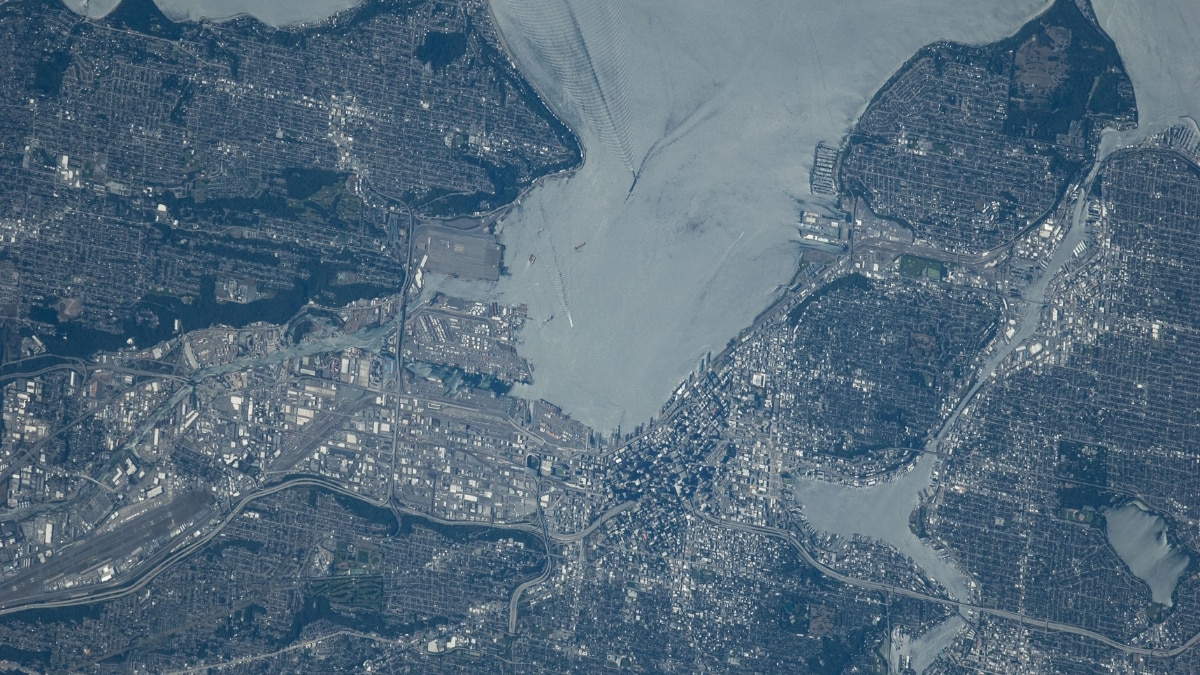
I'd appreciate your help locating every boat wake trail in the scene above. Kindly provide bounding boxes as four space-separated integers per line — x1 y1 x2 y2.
501 0 636 181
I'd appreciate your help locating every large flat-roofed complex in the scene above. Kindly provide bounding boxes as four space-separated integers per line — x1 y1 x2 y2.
417 225 503 281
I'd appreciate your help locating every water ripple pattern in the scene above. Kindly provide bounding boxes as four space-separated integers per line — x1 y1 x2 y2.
499 0 636 179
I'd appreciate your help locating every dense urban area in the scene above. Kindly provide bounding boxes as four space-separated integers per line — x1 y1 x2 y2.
0 0 1198 672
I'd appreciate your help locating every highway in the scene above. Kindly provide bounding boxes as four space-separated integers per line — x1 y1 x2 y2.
696 509 1200 658
508 480 551 634
2 460 1195 658
0 470 627 632
506 498 637 634
0 475 381 617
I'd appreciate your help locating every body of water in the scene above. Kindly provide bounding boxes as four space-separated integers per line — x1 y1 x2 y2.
41 0 1200 667
891 614 967 675
61 0 358 25
1093 0 1200 152
56 1 1200 438
60 0 122 17
1105 503 1189 607
479 0 1052 432
793 453 970 601
794 454 969 674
